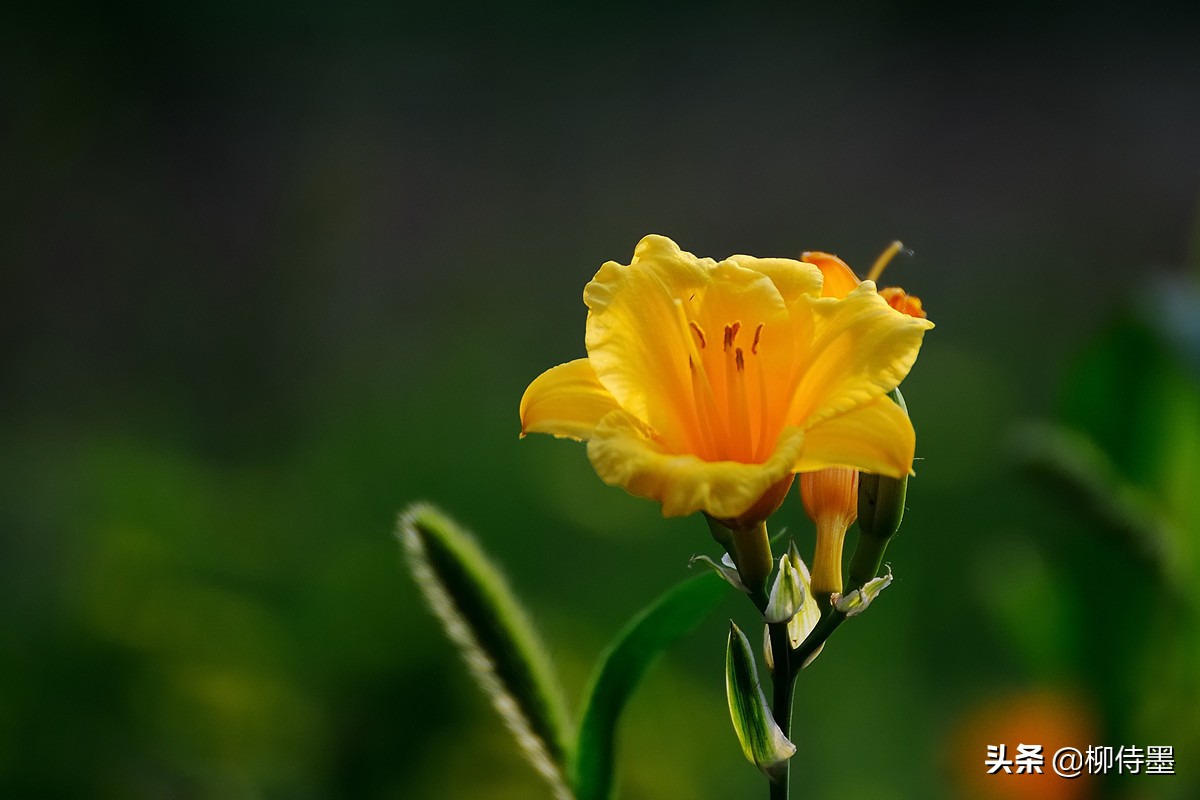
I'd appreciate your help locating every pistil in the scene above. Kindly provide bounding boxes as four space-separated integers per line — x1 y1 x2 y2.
866 239 904 283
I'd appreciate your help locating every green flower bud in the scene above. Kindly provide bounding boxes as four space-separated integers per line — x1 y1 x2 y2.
847 388 911 590
856 470 908 541
856 387 910 541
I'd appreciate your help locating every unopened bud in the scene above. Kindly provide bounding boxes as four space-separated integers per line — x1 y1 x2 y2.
856 471 908 541
800 467 858 599
859 387 910 540
848 388 912 590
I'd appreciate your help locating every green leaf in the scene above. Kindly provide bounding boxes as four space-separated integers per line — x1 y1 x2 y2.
1011 421 1178 586
574 569 731 800
399 503 573 800
725 621 796 781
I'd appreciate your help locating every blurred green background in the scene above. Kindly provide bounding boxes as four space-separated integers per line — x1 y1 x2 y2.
4 2 1200 798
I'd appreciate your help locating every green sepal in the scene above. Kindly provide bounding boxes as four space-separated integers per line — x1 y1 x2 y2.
398 503 573 799
574 568 731 800
725 621 796 781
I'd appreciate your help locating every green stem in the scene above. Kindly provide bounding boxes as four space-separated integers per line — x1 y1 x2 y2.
768 621 797 800
766 610 848 800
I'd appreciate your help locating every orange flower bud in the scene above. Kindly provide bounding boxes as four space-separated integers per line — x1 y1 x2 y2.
879 286 927 319
800 467 859 599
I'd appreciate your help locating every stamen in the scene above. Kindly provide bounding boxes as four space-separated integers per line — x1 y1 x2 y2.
866 240 904 283
673 299 726 458
751 323 763 355
689 321 707 349
723 322 741 352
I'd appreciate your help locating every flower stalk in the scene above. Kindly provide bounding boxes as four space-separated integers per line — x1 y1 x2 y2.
731 521 775 600
767 606 850 800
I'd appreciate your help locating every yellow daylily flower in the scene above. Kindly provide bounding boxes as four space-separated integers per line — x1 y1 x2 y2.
519 235 933 522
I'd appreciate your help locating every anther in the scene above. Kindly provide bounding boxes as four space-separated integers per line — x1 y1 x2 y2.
735 348 745 372
751 324 763 355
723 322 741 352
689 321 707 349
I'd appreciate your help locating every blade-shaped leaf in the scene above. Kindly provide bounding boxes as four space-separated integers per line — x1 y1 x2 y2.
399 503 573 799
574 569 731 800
726 622 796 781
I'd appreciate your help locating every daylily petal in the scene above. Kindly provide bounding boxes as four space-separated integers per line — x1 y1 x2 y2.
583 235 714 453
725 256 824 307
800 251 861 299
785 282 933 431
519 358 621 441
586 410 808 519
792 395 915 478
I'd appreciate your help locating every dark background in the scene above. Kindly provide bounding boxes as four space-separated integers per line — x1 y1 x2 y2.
3 2 1200 798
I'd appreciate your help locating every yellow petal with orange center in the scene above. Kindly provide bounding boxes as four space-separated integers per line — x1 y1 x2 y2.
519 358 621 441
785 281 933 432
792 395 916 478
800 251 861 299
519 235 934 522
584 235 799 461
586 409 810 519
